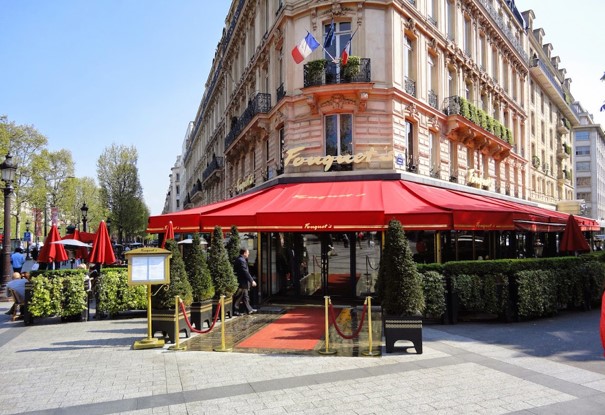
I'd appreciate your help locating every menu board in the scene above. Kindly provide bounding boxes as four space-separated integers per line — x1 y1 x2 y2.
125 248 171 285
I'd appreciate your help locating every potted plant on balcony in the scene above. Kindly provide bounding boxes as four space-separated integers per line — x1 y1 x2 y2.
185 233 215 330
375 219 425 354
208 226 238 318
306 59 327 86
341 56 361 82
151 239 193 344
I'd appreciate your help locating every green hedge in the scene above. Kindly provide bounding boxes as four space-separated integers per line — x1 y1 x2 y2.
96 268 147 316
28 269 87 318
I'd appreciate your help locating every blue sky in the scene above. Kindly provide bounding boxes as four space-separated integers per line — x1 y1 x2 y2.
1 1 603 216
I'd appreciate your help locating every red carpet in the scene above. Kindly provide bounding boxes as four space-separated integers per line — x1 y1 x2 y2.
237 307 327 350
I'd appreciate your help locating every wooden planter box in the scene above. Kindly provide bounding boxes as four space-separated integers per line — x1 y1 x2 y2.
190 299 213 329
212 296 233 319
151 308 191 344
383 314 423 354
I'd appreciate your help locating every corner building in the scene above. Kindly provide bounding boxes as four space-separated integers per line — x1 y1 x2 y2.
168 0 589 301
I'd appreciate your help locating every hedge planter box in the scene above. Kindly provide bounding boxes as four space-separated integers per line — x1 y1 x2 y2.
151 308 191 344
212 296 233 319
190 299 213 329
383 315 423 354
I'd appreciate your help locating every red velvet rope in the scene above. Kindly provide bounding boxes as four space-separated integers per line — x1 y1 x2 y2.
328 302 368 340
179 300 222 334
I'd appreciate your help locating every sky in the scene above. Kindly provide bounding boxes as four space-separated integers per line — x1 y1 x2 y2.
1 1 603 216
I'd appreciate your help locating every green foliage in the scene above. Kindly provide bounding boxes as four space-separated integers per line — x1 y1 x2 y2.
460 97 471 119
532 155 540 168
516 269 557 318
184 233 215 301
468 103 478 124
486 116 494 133
493 121 502 139
377 220 425 315
151 239 192 309
27 270 87 318
208 226 238 297
341 56 361 79
421 270 446 318
226 225 241 264
478 109 488 129
96 268 147 315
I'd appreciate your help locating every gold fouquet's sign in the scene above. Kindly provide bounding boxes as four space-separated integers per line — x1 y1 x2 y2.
466 169 493 187
284 146 394 172
236 174 255 192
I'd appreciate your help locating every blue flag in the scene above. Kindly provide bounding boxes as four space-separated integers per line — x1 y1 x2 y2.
324 20 335 48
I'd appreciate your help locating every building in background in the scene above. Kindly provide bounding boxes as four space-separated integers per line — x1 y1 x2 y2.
572 101 605 221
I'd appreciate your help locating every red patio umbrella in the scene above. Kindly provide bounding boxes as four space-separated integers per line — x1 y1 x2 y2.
62 229 90 260
560 214 591 254
37 225 69 264
88 221 116 265
161 220 175 248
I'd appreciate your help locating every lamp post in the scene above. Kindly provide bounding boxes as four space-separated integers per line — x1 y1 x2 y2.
81 202 88 232
0 153 17 301
25 220 31 259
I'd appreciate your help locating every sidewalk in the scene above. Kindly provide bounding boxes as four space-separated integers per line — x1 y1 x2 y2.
0 303 604 414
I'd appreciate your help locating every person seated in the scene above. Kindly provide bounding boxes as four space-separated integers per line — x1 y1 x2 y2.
5 272 26 317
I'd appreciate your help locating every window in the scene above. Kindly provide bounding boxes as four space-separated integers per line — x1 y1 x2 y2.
577 161 591 171
577 192 591 201
492 49 498 82
429 131 440 175
446 0 455 40
576 131 590 141
530 81 535 104
404 35 416 96
325 114 353 171
478 33 487 69
576 146 590 156
324 21 351 62
540 93 544 113
176 185 180 195
427 0 437 25
449 140 458 180
278 127 285 174
463 16 472 56
448 68 456 97
405 120 416 170
576 177 591 187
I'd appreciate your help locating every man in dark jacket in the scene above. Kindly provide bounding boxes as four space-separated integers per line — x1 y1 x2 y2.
232 248 257 315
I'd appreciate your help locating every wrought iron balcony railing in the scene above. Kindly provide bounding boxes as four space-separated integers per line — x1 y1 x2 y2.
225 92 272 149
530 58 565 101
202 156 224 182
428 90 438 109
405 78 416 97
303 58 371 88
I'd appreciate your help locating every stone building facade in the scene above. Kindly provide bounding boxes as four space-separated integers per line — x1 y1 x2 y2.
174 0 580 213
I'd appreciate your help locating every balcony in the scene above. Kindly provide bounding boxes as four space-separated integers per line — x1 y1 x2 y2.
225 92 272 150
404 77 416 97
428 90 438 109
442 96 513 160
303 58 371 88
276 83 285 103
202 156 224 183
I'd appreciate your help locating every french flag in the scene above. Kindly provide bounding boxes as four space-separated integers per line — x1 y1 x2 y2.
291 32 319 64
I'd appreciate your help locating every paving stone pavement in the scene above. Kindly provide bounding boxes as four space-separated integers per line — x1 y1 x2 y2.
0 302 604 415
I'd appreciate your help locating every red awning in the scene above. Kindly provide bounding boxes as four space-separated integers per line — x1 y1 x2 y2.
147 179 597 233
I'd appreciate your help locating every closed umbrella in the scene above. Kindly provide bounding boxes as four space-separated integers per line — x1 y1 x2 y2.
37 225 69 266
560 214 590 254
161 221 175 248
88 221 116 265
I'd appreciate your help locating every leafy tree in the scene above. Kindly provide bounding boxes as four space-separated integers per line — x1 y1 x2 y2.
376 219 425 316
0 117 48 236
225 225 241 264
151 239 192 309
207 226 238 297
184 233 214 302
97 144 149 243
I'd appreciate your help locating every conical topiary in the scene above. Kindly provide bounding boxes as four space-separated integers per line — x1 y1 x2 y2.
376 219 425 316
184 233 214 302
225 225 241 265
151 239 193 309
208 226 238 297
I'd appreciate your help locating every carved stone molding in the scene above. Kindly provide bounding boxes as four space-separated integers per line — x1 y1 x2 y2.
405 103 420 120
320 94 356 110
357 91 368 112
306 95 318 114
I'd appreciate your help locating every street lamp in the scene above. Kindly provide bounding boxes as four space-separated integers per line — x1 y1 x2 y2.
0 153 17 301
81 202 88 232
25 220 31 259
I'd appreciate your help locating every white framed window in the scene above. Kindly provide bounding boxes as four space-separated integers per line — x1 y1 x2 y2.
325 114 353 170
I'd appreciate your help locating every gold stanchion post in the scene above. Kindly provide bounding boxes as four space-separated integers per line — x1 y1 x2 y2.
168 296 187 351
133 284 165 350
362 295 380 356
214 295 232 352
318 296 337 355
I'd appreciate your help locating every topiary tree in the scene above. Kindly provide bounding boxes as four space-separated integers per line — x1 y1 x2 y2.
376 219 425 316
208 226 238 297
151 239 193 309
225 225 241 265
184 233 214 302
